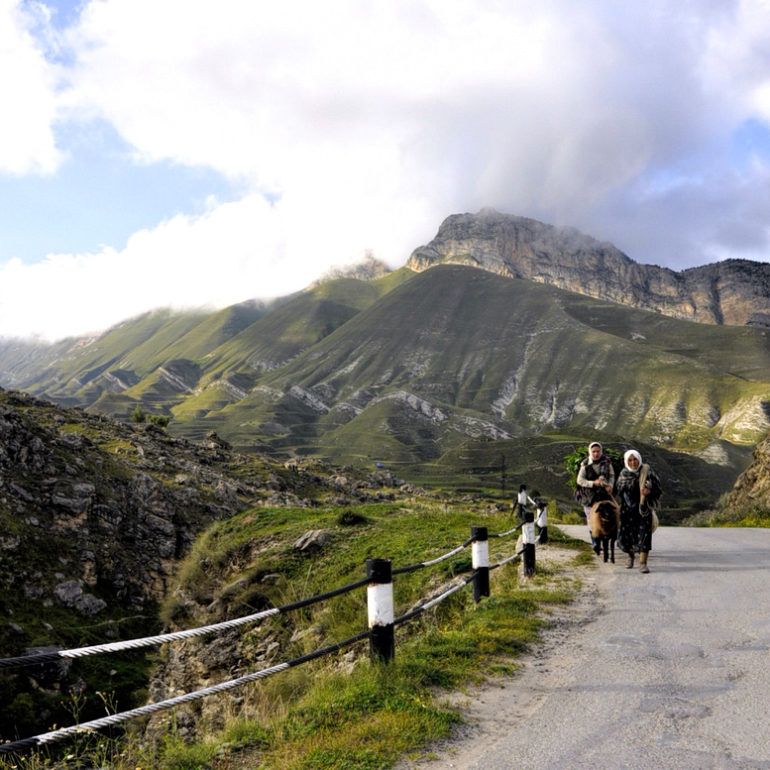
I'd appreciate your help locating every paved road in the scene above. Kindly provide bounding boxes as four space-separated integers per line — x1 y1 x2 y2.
417 526 770 770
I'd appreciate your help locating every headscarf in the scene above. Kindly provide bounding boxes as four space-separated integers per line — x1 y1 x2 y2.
588 441 602 453
623 449 642 472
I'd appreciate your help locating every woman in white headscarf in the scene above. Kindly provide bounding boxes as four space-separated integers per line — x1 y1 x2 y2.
616 450 662 573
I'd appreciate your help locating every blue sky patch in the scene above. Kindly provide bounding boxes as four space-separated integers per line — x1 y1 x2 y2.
730 118 770 170
0 120 236 264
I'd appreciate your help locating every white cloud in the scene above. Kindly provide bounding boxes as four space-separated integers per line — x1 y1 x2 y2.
59 1 770 216
0 191 432 339
4 0 770 338
0 0 63 174
61 1 770 213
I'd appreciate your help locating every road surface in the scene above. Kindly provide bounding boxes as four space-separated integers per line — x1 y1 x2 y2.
410 526 770 770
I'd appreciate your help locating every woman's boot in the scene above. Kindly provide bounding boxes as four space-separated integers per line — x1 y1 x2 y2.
639 551 650 573
625 551 634 569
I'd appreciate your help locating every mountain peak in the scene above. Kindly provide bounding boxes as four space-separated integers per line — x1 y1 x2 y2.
312 253 392 286
407 210 770 326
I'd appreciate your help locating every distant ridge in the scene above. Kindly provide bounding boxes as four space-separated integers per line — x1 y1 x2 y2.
407 209 770 326
3 212 770 486
311 253 392 286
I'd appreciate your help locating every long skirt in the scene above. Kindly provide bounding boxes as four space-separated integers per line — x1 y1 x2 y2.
618 506 652 554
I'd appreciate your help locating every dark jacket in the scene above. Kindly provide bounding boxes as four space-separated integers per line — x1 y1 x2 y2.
616 464 663 553
577 454 615 506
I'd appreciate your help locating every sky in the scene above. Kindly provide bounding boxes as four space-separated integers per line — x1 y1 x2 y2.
2 0 770 340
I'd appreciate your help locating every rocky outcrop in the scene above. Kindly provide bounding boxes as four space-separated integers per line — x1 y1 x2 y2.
0 393 250 613
312 253 391 285
721 433 770 515
407 209 770 326
0 389 405 615
0 386 410 740
292 529 332 553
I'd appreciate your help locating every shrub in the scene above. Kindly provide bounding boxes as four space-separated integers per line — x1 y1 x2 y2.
130 405 146 423
336 509 369 526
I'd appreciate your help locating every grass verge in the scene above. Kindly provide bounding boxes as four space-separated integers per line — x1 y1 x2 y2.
1 513 588 770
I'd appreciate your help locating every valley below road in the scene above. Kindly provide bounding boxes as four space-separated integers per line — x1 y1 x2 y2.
408 526 770 770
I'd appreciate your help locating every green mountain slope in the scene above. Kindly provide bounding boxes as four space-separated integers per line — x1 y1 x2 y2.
1 309 210 405
0 271 414 419
0 336 85 389
3 264 768 511
199 270 414 384
185 266 770 462
147 269 416 425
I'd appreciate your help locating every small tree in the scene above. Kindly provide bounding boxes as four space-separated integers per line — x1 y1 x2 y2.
131 405 146 424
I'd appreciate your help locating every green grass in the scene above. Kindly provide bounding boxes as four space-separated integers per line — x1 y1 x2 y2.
154 551 574 770
683 505 770 528
1 497 587 770
721 515 770 527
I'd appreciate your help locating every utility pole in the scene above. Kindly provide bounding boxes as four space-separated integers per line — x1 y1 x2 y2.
500 453 506 495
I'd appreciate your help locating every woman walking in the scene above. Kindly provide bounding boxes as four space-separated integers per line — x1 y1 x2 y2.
616 450 662 573
576 441 615 553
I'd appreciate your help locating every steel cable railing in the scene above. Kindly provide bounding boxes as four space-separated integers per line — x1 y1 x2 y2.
0 630 371 754
0 520 529 754
391 537 474 576
0 575 371 670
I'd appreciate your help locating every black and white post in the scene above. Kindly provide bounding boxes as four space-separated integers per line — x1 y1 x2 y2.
366 558 395 662
471 526 490 602
522 511 536 577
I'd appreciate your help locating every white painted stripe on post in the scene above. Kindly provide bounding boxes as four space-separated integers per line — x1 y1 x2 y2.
522 522 537 544
472 540 489 568
367 583 394 627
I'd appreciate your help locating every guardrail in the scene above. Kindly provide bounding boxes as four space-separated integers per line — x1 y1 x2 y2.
0 519 543 756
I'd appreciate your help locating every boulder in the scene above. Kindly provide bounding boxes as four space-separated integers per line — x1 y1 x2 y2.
204 431 231 450
53 580 107 615
292 529 331 553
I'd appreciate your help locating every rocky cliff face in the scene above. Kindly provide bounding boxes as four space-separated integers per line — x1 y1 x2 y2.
0 393 290 618
0 386 402 740
721 432 770 515
407 210 770 326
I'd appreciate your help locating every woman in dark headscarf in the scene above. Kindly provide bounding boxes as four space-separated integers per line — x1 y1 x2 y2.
616 449 662 573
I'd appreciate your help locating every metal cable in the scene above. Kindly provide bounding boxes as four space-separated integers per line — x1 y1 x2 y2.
0 630 370 755
489 547 526 571
0 575 371 670
490 522 523 538
393 573 477 627
392 537 473 576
